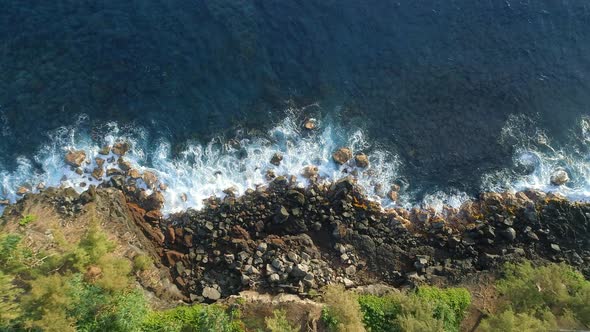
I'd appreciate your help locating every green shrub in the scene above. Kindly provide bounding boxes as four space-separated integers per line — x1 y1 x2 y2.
322 285 366 331
358 293 403 332
478 309 554 332
396 295 444 332
265 309 299 332
415 286 471 332
133 254 152 271
0 271 21 327
18 214 36 227
142 304 244 332
495 261 590 328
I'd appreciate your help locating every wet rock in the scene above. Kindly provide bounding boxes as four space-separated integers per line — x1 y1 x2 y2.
65 150 87 167
92 167 104 180
36 182 46 190
303 118 317 130
144 191 165 211
332 147 352 165
95 158 105 169
107 168 124 176
128 169 142 179
388 190 399 202
143 171 158 188
202 286 221 301
0 199 10 205
113 141 131 156
301 165 319 179
118 158 132 172
550 243 561 252
355 153 369 168
270 153 283 166
98 146 111 155
159 183 168 191
550 169 569 186
16 186 30 196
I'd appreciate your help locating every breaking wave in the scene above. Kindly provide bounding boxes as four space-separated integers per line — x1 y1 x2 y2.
0 111 402 215
482 114 590 201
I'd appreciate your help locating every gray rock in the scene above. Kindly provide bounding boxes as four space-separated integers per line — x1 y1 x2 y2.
269 273 280 283
257 242 268 253
501 227 517 242
202 287 221 301
345 265 357 276
550 169 569 186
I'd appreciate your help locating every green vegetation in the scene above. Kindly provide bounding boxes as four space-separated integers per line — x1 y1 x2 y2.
322 284 366 331
18 214 36 227
133 254 152 271
142 304 244 332
265 309 298 332
2 214 589 332
479 261 590 331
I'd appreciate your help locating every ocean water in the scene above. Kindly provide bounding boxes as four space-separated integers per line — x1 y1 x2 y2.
2 1 590 214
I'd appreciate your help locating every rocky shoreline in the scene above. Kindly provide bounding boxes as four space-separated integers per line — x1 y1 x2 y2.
1 144 589 306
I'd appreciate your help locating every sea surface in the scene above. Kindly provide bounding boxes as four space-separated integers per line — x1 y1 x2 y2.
1 1 590 214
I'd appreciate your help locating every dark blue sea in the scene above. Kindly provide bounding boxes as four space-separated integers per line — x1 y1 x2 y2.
1 1 590 213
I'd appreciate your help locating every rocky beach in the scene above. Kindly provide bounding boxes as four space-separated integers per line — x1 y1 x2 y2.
2 141 589 325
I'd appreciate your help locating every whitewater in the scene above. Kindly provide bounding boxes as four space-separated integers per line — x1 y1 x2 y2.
1 112 589 216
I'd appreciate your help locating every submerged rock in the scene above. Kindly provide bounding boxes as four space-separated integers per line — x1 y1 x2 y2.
270 153 283 166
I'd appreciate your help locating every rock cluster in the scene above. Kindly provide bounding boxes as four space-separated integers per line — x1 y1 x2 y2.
148 177 590 303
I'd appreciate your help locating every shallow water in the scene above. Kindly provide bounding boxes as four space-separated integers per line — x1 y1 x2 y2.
2 1 590 213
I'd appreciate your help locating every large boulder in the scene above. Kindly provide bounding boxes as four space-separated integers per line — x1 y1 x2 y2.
143 191 165 211
112 141 131 156
332 148 352 165
65 150 87 167
354 153 369 168
550 169 569 186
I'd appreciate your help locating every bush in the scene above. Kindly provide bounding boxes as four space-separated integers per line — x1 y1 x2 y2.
478 309 554 332
414 286 471 332
322 285 366 332
494 261 590 329
265 309 299 332
142 304 244 332
133 254 152 271
18 214 36 227
359 291 449 332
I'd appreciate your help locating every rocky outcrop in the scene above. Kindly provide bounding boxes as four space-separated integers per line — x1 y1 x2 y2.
3 167 589 305
65 150 87 167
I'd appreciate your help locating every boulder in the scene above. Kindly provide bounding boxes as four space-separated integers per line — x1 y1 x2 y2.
301 165 319 179
98 146 111 155
16 186 30 196
112 141 131 156
270 153 283 166
144 191 165 211
550 169 569 186
128 169 142 179
500 227 517 242
95 158 105 168
118 158 132 172
355 153 369 168
91 167 104 180
202 287 221 301
143 171 158 188
332 147 352 165
303 118 317 130
0 199 10 205
65 150 87 167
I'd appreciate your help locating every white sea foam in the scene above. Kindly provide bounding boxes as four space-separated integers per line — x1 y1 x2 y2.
482 114 590 201
0 112 403 215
